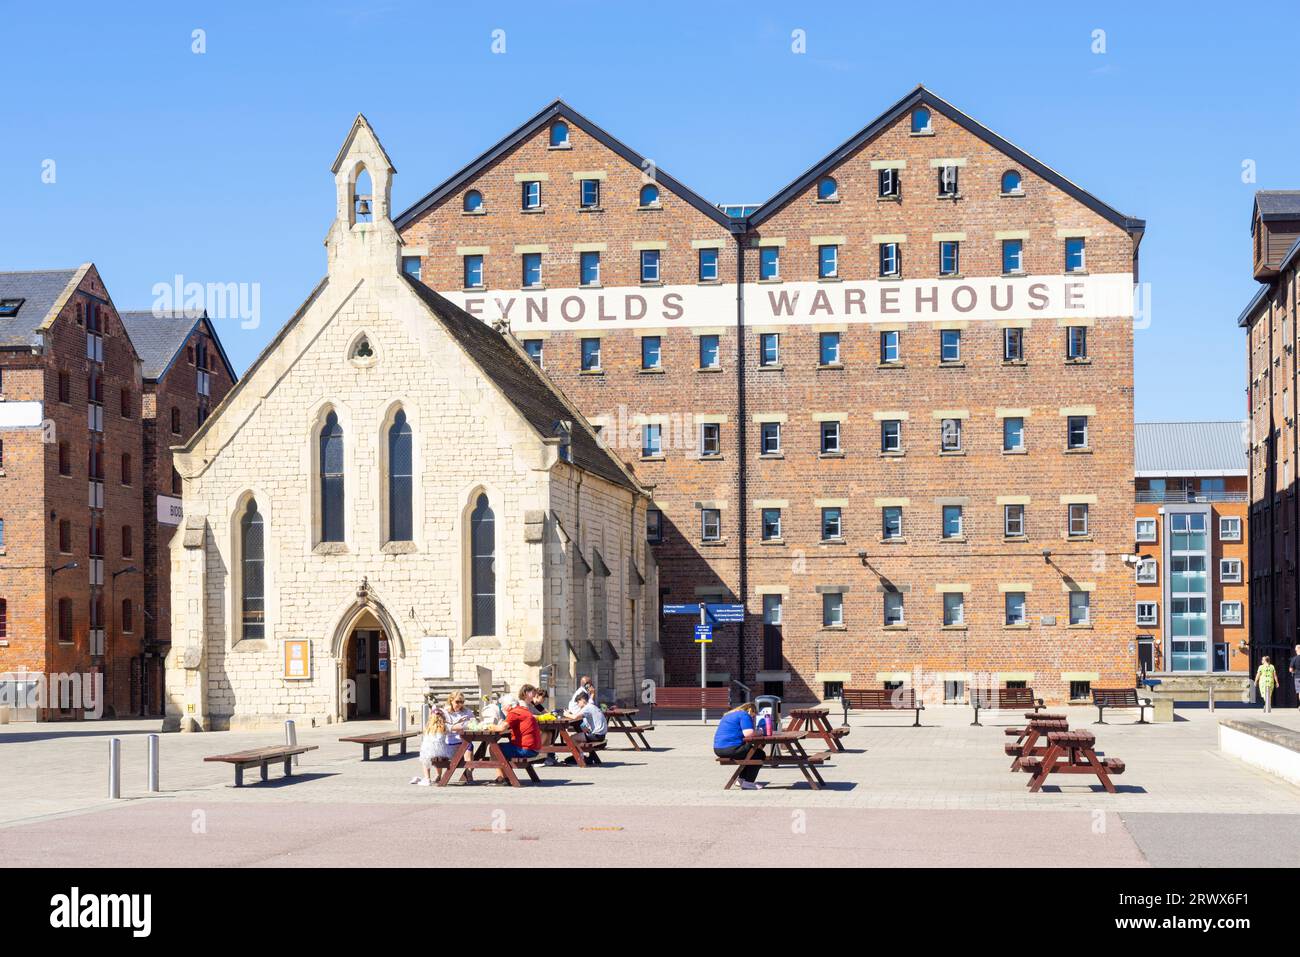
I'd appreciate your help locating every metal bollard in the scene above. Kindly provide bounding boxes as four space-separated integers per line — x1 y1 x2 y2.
398 706 407 734
147 734 160 793
108 738 121 799
1208 685 1216 713
285 719 299 767
421 703 431 731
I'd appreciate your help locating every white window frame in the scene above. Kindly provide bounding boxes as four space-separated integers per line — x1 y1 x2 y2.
1220 558 1242 584
1219 600 1243 626
883 590 905 626
1135 518 1157 543
1135 558 1157 584
701 508 722 542
1136 601 1158 626
1219 515 1242 541
822 591 844 628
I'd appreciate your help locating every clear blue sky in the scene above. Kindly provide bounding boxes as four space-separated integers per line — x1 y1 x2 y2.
2 0 1294 421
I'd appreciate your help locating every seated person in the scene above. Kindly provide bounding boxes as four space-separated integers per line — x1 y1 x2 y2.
491 694 542 783
567 675 597 712
712 702 765 790
563 690 607 766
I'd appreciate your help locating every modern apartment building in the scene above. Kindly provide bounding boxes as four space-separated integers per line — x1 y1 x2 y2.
395 87 1144 705
1240 190 1300 703
0 269 234 718
1134 422 1249 678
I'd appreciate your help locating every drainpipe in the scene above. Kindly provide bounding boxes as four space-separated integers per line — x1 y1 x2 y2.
734 231 749 689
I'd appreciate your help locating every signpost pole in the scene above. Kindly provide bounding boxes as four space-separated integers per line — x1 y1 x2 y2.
699 606 707 723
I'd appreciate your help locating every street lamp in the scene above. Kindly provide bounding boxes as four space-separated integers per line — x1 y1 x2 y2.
108 565 140 717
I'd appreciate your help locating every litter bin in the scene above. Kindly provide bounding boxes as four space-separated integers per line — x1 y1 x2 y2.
753 694 782 735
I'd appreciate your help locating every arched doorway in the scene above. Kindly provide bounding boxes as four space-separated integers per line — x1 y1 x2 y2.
342 610 391 721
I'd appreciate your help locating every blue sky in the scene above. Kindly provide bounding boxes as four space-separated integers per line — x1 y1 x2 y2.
2 0 1294 421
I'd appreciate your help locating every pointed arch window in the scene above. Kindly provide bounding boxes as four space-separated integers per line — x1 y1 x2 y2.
470 493 496 635
320 411 345 542
388 410 413 541
240 498 265 640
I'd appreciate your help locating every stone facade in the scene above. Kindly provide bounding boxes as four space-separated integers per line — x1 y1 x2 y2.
164 117 657 731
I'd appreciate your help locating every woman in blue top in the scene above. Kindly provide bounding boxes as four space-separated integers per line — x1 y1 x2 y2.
713 701 766 790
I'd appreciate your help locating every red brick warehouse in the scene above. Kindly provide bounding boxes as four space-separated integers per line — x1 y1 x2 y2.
400 86 1144 705
0 268 235 718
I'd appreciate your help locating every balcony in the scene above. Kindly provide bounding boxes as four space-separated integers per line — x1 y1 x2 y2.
1135 490 1248 504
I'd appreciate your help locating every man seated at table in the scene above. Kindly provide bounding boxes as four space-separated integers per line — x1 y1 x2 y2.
563 690 607 766
712 701 766 790
567 675 597 712
490 694 542 783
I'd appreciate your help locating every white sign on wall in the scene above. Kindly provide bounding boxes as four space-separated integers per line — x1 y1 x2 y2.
442 273 1135 333
156 495 183 526
0 401 44 429
421 636 451 679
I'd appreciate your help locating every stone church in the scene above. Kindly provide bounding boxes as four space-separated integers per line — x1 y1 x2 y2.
164 117 659 731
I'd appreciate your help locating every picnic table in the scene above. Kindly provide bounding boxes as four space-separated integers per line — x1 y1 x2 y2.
535 715 604 767
437 729 541 787
603 707 654 750
1004 717 1069 770
715 731 834 791
783 707 849 752
1019 730 1126 794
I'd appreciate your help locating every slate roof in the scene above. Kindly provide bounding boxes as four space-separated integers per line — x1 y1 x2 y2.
1135 421 1248 477
0 268 82 347
119 309 238 382
1254 190 1300 223
401 274 639 492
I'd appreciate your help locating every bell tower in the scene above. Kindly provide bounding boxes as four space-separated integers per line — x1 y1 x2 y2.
325 113 401 278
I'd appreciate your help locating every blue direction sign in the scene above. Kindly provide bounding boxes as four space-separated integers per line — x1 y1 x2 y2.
663 603 701 616
706 603 745 623
694 624 713 644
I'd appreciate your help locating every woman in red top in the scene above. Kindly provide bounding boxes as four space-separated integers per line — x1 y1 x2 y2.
492 695 541 783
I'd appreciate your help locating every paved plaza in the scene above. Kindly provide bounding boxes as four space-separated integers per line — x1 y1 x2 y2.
2 705 1299 867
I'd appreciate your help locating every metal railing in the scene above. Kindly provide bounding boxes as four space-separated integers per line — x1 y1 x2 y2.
1135 490 1248 504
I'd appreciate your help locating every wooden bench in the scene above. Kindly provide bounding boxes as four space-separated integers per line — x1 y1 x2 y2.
649 686 730 720
970 687 1044 726
1092 688 1152 725
338 730 421 761
841 688 924 727
204 745 319 787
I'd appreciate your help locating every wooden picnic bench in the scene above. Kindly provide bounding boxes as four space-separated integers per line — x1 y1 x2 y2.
650 686 730 720
536 715 606 767
603 707 654 750
1019 730 1126 793
338 730 421 761
970 687 1044 726
204 744 319 787
437 729 543 787
784 707 849 752
1004 718 1069 770
1092 687 1152 725
841 687 924 726
715 731 834 790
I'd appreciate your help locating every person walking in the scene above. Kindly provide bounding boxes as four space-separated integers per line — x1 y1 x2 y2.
1256 657 1279 714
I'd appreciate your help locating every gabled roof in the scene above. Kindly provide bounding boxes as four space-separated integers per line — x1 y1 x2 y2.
1135 422 1248 477
1236 284 1272 328
747 85 1145 235
1253 190 1300 227
401 274 640 492
0 267 85 348
119 309 238 383
333 113 396 175
393 99 735 231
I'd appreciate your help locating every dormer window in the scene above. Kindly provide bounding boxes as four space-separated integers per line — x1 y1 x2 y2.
549 121 570 147
817 176 838 201
911 106 932 134
463 189 484 213
639 183 660 208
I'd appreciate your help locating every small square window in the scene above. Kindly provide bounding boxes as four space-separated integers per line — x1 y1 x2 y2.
401 256 422 280
1136 602 1158 626
701 508 722 542
699 334 721 369
522 339 543 366
1220 559 1242 584
1069 680 1091 702
819 331 841 366
640 249 661 283
641 336 662 370
761 508 782 541
822 592 844 628
698 248 719 282
1135 558 1157 584
1135 517 1157 542
1219 516 1242 541
821 507 842 541
819 420 841 455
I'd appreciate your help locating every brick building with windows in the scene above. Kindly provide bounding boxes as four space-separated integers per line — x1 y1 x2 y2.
119 310 237 714
1240 190 1300 704
0 268 234 719
1133 422 1250 682
397 87 1145 704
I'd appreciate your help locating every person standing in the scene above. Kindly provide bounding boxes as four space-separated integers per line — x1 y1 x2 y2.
1256 657 1279 714
712 701 765 790
1290 645 1300 707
